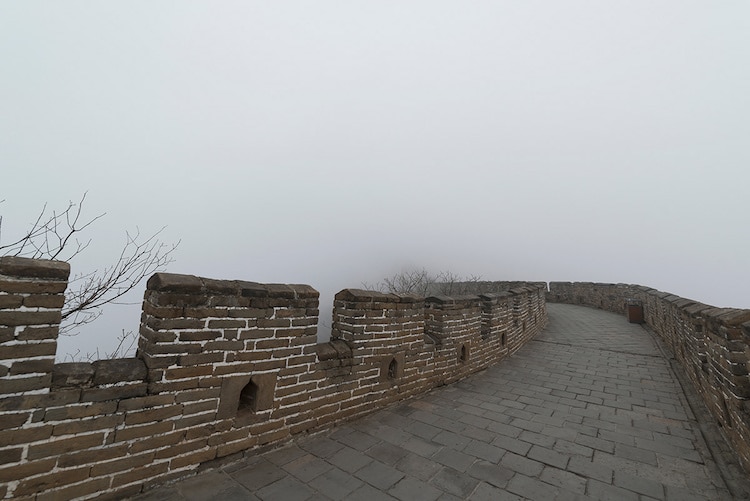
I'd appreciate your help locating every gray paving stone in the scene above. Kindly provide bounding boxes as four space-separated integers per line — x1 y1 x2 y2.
613 471 665 500
355 460 405 490
429 466 480 498
466 460 514 488
367 441 410 466
501 452 544 477
520 429 557 448
406 421 442 440
664 484 717 501
307 467 363 500
231 459 287 490
282 454 333 483
264 445 308 467
573 434 613 454
461 424 497 443
395 452 443 481
463 439 505 463
132 488 184 501
486 421 522 437
613 443 658 466
402 436 443 458
433 430 471 450
586 479 639 501
539 466 586 494
337 429 381 451
255 476 315 501
347 483 398 501
469 481 524 501
492 434 533 456
328 445 373 473
506 473 559 499
299 436 344 459
554 438 594 458
431 447 476 472
633 437 703 463
178 471 254 501
567 455 613 483
388 476 443 501
528 444 570 469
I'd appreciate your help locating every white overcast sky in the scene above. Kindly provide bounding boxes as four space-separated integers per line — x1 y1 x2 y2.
1 2 748 357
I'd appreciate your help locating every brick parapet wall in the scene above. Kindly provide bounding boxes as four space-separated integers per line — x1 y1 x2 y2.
0 258 547 500
547 281 750 471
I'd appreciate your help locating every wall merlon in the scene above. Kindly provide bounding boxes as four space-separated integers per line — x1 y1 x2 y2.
0 257 70 281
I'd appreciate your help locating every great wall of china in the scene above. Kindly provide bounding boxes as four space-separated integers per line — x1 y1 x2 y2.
0 256 748 499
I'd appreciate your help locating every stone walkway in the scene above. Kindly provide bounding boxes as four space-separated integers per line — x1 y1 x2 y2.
131 304 750 500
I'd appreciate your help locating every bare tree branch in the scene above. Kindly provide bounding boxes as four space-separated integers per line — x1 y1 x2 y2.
1 194 179 339
369 268 483 297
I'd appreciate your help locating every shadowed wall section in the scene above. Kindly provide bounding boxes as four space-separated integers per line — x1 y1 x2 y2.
548 282 750 472
0 257 546 500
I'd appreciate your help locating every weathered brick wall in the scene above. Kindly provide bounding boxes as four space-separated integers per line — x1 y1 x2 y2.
0 257 547 500
548 282 750 472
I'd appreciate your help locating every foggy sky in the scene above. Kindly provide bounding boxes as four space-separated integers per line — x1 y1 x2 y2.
2 2 748 359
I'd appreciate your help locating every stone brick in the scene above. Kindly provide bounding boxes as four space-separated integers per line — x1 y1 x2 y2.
90 451 155 476
58 443 129 468
117 394 175 412
27 432 105 460
35 477 111 501
178 330 221 341
115 421 174 442
165 365 213 380
207 319 245 329
128 430 186 454
0 374 51 393
175 387 221 404
0 295 23 308
146 317 205 330
125 405 183 425
0 342 56 359
170 447 217 469
0 280 67 294
23 294 66 308
51 363 94 389
0 447 22 465
175 411 217 429
45 401 118 421
0 310 62 326
182 400 218 416
92 358 147 385
0 411 30 430
0 459 58 485
111 461 170 488
53 414 124 436
0 424 53 446
0 256 70 280
0 326 13 343
178 352 224 366
10 358 54 375
80 382 148 402
147 273 203 293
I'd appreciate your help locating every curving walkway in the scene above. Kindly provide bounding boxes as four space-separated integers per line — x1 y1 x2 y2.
131 304 750 500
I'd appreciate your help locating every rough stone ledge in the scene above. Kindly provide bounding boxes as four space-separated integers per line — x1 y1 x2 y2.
147 273 318 299
0 256 70 280
51 358 147 390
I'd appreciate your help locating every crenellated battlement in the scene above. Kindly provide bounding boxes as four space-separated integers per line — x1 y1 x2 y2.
0 257 547 500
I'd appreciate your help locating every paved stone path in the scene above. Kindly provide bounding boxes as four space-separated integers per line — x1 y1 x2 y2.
131 304 750 500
